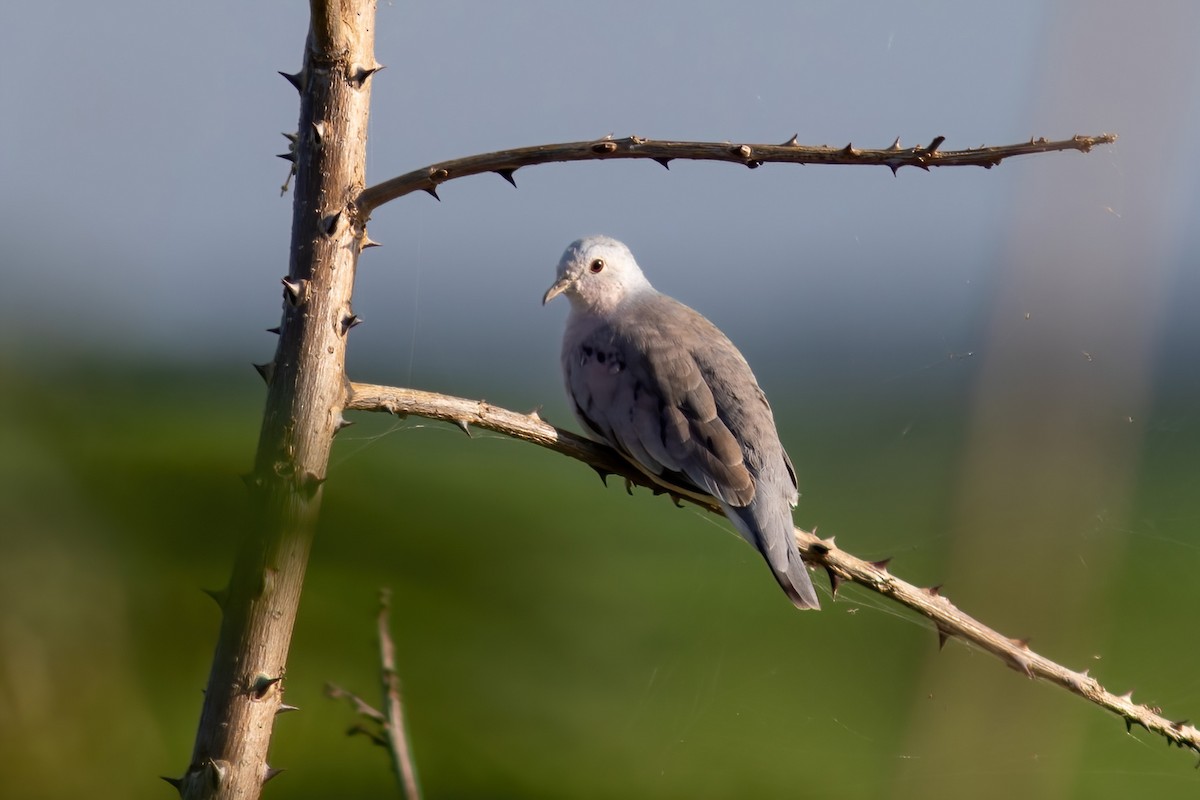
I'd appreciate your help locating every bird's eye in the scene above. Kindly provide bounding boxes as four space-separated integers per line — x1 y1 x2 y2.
589 258 605 274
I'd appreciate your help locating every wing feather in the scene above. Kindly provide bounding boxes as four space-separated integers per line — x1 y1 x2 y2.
563 293 761 508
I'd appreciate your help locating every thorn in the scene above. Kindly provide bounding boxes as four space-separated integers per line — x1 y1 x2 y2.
299 470 325 497
1012 636 1032 649
1007 651 1035 679
870 557 892 572
279 69 306 92
590 465 611 486
360 234 382 249
253 361 275 385
888 163 901 177
652 157 672 170
1119 689 1134 702
351 63 385 87
624 478 634 496
263 765 286 784
334 415 354 433
162 775 184 795
266 326 281 335
322 210 343 236
453 418 472 437
202 585 229 609
889 136 903 150
824 567 842 599
840 143 859 156
311 120 325 145
925 584 942 597
277 703 300 715
340 313 362 334
1125 717 1133 734
275 151 296 163
925 135 945 154
496 168 518 187
282 131 298 144
423 185 441 201
591 140 618 154
781 133 800 146
205 760 229 790
281 276 308 305
1171 719 1189 730
526 407 542 421
251 674 283 699
936 624 951 650
670 494 683 508
822 535 837 549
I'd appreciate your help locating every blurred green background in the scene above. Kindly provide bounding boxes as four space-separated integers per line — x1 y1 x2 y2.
2 1 1199 797
1 350 1196 798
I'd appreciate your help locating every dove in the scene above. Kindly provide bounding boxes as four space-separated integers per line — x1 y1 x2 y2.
543 236 819 610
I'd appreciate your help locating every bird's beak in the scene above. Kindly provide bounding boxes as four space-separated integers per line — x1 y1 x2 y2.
542 276 572 305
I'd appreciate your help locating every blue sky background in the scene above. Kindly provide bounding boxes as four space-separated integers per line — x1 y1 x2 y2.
4 1 1196 412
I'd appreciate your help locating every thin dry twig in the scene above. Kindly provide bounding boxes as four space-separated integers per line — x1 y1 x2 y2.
345 381 1200 760
355 132 1116 215
378 589 421 800
327 590 423 799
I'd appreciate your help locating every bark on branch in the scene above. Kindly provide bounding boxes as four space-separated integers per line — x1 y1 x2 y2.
355 133 1117 215
170 3 380 798
345 381 1200 759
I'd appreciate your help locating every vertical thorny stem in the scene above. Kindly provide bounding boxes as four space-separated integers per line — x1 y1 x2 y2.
170 3 379 798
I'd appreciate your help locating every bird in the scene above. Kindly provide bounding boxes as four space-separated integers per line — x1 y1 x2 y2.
543 235 819 610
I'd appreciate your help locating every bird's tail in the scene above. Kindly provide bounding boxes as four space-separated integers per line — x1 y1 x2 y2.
725 502 821 611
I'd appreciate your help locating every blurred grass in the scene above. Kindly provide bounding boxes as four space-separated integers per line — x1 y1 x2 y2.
0 356 1196 799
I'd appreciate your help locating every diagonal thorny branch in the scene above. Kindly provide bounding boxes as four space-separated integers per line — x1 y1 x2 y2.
345 381 1200 760
354 133 1116 215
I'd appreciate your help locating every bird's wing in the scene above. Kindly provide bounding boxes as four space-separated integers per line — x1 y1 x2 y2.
564 297 757 508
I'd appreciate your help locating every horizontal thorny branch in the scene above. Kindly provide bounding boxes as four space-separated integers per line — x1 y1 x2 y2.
353 132 1116 215
344 381 1199 761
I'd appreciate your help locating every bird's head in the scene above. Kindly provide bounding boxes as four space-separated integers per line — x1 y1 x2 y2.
542 236 652 315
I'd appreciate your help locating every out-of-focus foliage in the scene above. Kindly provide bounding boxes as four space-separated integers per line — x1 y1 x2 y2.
1 356 1196 799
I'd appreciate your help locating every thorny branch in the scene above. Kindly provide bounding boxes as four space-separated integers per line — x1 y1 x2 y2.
327 590 422 799
345 381 1200 761
354 133 1117 215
